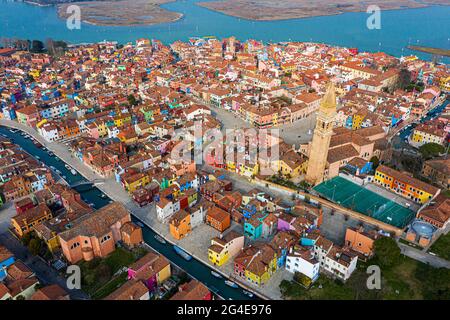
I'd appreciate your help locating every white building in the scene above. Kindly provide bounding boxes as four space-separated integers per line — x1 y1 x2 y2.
313 235 358 281
286 246 320 281
323 247 358 281
38 122 59 142
156 197 180 223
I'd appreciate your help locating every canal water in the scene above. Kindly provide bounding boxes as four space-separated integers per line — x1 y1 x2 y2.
0 0 449 62
396 98 449 143
0 126 257 300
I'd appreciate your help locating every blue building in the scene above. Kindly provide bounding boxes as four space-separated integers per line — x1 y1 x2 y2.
0 247 15 281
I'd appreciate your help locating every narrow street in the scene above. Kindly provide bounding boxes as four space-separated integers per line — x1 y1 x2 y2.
398 241 450 269
0 232 89 299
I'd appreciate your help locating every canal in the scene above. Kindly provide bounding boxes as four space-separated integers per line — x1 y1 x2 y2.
0 126 259 300
393 98 449 148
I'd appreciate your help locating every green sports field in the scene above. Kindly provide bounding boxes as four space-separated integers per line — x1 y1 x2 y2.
313 176 415 228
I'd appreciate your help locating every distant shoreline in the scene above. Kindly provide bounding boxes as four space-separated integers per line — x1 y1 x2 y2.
21 0 184 27
23 0 52 7
196 0 450 22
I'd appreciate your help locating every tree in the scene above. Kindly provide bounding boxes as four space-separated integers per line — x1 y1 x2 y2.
419 143 445 160
127 94 138 106
28 238 41 256
373 237 401 268
31 40 44 53
415 264 450 300
21 232 33 246
370 156 379 170
396 68 411 90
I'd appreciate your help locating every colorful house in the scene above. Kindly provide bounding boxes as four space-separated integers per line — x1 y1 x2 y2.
169 210 191 240
206 206 231 232
374 165 440 204
0 246 15 281
127 252 171 291
208 231 244 267
170 280 212 300
234 244 277 286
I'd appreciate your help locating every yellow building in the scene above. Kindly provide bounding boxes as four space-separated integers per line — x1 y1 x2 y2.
95 121 108 137
11 204 53 237
123 173 151 193
238 161 259 178
411 125 446 147
234 244 277 286
439 76 450 93
33 226 60 253
374 165 440 204
352 113 365 130
208 231 244 267
278 150 308 178
114 114 132 127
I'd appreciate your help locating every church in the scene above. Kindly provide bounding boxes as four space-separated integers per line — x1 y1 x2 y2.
304 82 390 185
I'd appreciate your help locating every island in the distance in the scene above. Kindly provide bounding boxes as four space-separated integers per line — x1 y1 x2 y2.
56 0 183 26
197 0 449 21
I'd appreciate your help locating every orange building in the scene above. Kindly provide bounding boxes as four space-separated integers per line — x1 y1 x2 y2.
344 227 380 257
120 222 143 248
169 210 191 240
206 206 231 232
58 202 138 264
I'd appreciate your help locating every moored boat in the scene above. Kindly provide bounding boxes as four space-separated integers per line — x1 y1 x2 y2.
243 290 254 298
154 234 167 244
173 245 192 261
224 280 238 288
211 271 222 278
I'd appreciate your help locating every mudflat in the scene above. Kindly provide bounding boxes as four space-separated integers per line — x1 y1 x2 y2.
58 0 183 26
197 0 449 21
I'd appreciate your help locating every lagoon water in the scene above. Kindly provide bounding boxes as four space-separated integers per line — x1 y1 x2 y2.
0 0 449 60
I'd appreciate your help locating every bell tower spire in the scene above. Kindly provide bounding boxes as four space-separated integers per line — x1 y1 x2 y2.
305 82 337 185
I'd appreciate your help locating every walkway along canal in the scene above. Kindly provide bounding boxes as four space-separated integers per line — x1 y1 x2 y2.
0 125 261 300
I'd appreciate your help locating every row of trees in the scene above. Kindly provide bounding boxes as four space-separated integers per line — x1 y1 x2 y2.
0 37 67 56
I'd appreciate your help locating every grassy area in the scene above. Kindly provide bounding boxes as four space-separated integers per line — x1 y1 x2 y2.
429 233 450 261
91 273 128 300
280 238 450 300
79 247 138 296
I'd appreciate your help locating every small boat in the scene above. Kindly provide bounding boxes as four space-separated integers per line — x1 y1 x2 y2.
173 245 192 261
211 271 222 278
65 164 71 170
154 234 167 244
50 166 56 170
136 221 144 228
42 147 47 151
70 169 77 175
243 290 254 298
55 169 62 175
224 280 238 289
36 156 40 160
98 194 107 199
62 175 66 180
209 286 220 295
48 151 55 156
